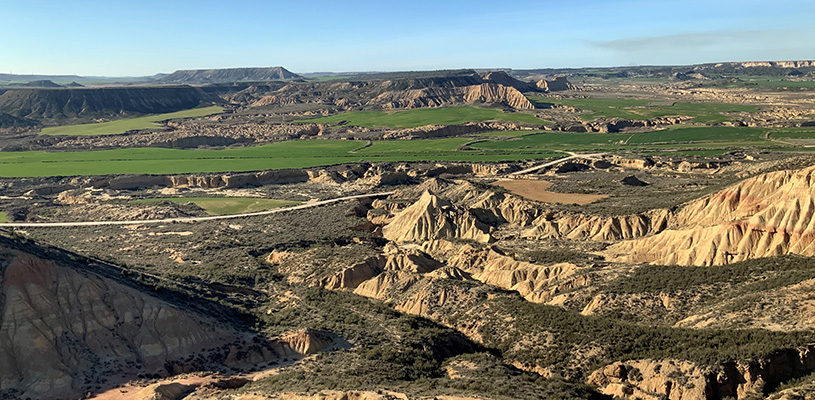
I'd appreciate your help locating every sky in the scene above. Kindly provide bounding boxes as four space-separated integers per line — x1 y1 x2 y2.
1 0 814 76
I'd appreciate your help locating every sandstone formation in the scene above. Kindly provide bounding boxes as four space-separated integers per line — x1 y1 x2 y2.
447 247 591 303
0 238 343 399
481 71 539 92
133 383 195 400
372 83 535 110
607 164 815 265
382 191 493 244
320 249 442 293
523 209 672 241
536 76 577 92
95 169 310 190
590 346 815 400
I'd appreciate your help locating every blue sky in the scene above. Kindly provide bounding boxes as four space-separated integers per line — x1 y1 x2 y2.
2 0 813 76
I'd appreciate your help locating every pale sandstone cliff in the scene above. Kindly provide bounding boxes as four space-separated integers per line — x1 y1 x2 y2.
607 164 815 265
371 83 535 110
382 191 493 244
523 209 672 241
589 346 815 400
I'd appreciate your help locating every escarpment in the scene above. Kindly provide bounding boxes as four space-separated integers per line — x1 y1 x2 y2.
590 346 815 400
158 66 302 84
0 237 343 399
446 246 592 303
0 86 217 120
371 83 536 110
523 209 672 241
607 164 815 266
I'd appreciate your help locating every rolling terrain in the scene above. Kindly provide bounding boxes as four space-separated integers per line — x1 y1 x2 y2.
1 61 815 399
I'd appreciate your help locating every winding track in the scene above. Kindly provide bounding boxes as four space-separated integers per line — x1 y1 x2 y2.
1 152 606 228
506 151 607 176
1 192 395 228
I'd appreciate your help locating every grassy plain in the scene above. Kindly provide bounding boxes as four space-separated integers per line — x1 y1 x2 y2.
294 106 548 128
39 106 224 136
0 126 797 178
133 197 299 215
0 139 562 177
0 212 7 223
472 126 770 152
530 97 760 122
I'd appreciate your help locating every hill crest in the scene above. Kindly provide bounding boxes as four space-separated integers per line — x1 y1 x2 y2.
159 66 302 84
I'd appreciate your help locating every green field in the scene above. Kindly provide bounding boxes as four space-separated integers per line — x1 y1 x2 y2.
133 197 299 215
0 139 563 177
0 126 794 178
475 130 542 138
0 212 7 223
471 126 770 153
530 97 759 122
39 106 224 136
769 128 815 138
294 106 548 128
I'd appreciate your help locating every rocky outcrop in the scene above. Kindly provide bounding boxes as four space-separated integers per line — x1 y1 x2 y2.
320 249 443 295
536 76 577 92
588 359 708 400
523 209 672 241
372 83 535 110
133 383 194 400
589 346 815 400
0 239 343 399
482 71 539 92
607 164 815 265
94 169 310 190
382 191 493 244
621 175 649 186
469 191 543 226
447 247 591 303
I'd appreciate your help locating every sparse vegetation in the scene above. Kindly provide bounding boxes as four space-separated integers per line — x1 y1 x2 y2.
604 255 815 294
133 197 299 215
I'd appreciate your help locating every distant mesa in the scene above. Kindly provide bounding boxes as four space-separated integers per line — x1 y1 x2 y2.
536 76 576 92
158 66 303 84
65 81 84 87
20 79 62 88
0 86 219 119
481 71 539 92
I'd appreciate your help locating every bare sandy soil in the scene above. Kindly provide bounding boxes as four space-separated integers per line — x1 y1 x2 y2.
494 179 608 205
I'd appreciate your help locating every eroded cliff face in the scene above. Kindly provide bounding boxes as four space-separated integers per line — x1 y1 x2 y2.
447 246 591 303
0 86 216 120
0 242 343 399
607 165 815 266
589 346 815 400
372 83 535 110
523 209 672 241
382 191 493 244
